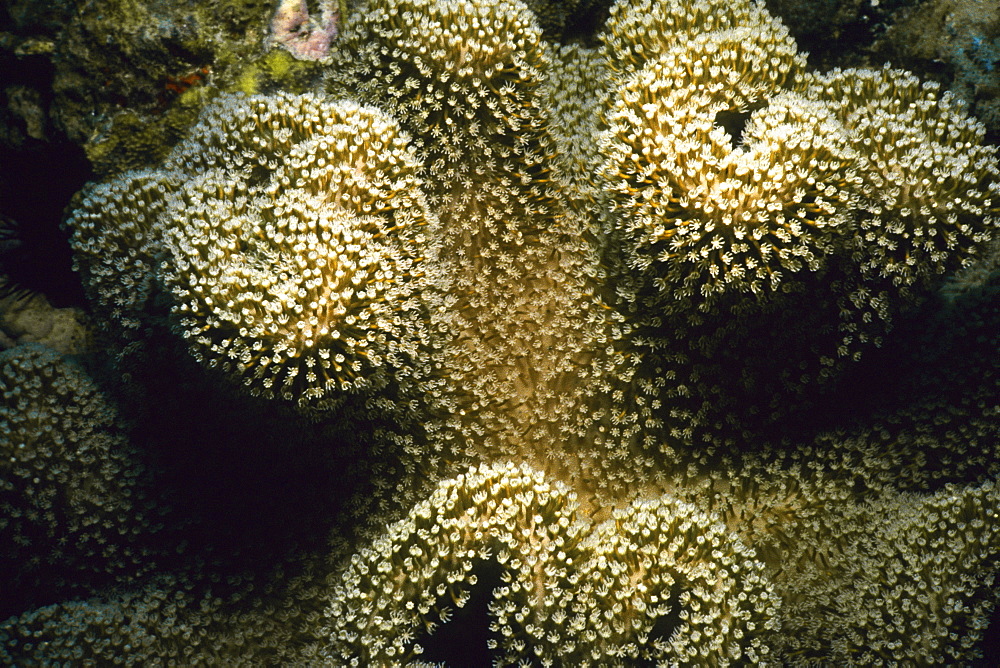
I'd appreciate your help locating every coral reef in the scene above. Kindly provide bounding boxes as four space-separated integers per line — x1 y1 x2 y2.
877 0 1000 141
0 291 89 353
1 0 327 180
3 0 1000 664
268 0 341 61
48 0 271 145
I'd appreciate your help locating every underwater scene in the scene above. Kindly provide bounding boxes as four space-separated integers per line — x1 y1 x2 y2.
2 0 1000 664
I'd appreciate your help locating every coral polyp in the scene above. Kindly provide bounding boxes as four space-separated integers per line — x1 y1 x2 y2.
2 0 1000 664
69 95 434 410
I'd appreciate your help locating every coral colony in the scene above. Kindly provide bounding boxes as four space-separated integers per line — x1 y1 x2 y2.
3 0 1000 664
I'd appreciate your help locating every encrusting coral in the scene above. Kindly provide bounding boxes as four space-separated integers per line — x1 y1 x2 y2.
3 0 1000 664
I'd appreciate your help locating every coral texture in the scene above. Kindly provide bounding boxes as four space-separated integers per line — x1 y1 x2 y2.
0 345 164 609
68 95 434 409
879 0 1000 140
322 461 780 665
3 0 1000 664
